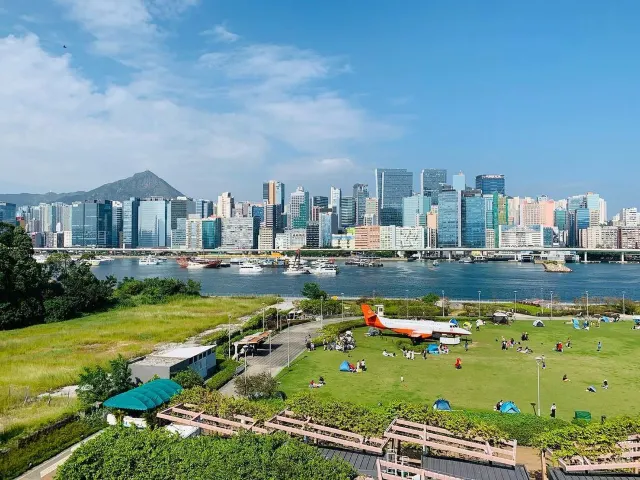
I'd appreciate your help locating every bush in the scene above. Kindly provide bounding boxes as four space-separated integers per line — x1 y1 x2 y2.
235 372 279 399
0 416 105 479
301 282 328 300
460 410 567 445
173 368 205 389
114 277 201 306
422 293 440 304
312 319 364 344
172 387 282 421
206 358 241 390
298 299 342 316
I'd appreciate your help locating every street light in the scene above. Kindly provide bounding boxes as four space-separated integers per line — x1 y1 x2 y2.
441 290 445 318
242 346 249 392
320 296 324 329
227 314 232 359
262 303 265 332
513 290 517 320
535 356 543 416
341 293 345 320
623 291 626 317
586 291 589 318
287 318 291 368
550 291 554 320
478 290 481 318
406 290 409 319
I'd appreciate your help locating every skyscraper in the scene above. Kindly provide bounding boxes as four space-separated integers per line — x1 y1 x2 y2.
216 192 234 218
420 169 447 205
475 174 505 195
452 172 466 192
437 189 461 247
339 197 356 228
352 183 369 226
70 200 113 247
461 191 486 248
402 194 431 227
123 198 140 249
289 186 310 229
364 198 379 226
375 168 413 226
329 187 342 226
112 201 123 248
0 202 16 225
195 199 213 218
138 198 168 248
312 196 329 209
168 197 195 248
263 181 285 206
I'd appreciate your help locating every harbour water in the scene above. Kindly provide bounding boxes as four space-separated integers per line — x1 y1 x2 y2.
91 259 640 301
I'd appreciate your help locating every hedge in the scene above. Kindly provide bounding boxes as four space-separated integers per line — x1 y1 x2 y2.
312 319 364 344
0 415 105 479
206 358 241 390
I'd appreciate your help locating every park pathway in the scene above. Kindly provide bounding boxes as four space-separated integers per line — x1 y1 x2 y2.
219 316 359 396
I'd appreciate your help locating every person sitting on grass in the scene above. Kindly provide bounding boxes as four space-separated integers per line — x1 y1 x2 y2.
318 376 325 385
382 349 396 357
586 385 596 393
563 374 570 382
454 358 462 369
602 379 608 389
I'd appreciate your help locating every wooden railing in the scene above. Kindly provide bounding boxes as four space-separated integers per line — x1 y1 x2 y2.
157 404 268 436
555 435 640 473
376 459 464 480
384 418 517 467
264 410 388 454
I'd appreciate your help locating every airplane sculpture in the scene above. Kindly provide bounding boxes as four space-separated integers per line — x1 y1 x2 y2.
361 304 471 340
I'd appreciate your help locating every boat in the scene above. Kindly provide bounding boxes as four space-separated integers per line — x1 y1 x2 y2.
219 262 231 268
238 263 263 274
88 258 102 266
139 256 159 266
97 256 114 262
177 257 221 268
283 265 311 275
432 260 439 267
186 261 206 269
459 256 474 264
311 264 339 275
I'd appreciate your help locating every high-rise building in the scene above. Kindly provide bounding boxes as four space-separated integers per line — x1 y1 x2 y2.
250 205 265 223
618 227 640 249
289 186 310 229
312 196 329 209
263 181 285 206
619 208 638 227
420 169 447 205
195 199 213 219
568 208 590 247
452 172 466 192
354 226 381 250
461 191 485 248
216 192 234 218
221 217 260 249
70 200 113 247
375 168 413 226
0 202 16 225
499 225 551 248
475 175 505 195
112 201 123 248
202 218 222 249
138 198 168 248
364 197 379 226
329 187 342 225
598 198 607 225
306 222 320 248
352 183 369 226
123 198 140 249
554 209 567 231
168 197 195 248
402 194 431 227
339 196 356 228
264 204 283 231
437 189 461 247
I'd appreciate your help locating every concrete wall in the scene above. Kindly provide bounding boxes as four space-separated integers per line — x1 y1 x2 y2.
130 364 171 384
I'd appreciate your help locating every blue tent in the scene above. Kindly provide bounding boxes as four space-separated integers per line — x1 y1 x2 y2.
500 401 520 414
427 344 439 354
449 319 458 326
433 399 452 411
572 319 580 329
339 360 351 372
601 316 610 323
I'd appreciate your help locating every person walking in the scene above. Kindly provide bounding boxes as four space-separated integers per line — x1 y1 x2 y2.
597 341 602 352
464 339 469 352
550 403 557 418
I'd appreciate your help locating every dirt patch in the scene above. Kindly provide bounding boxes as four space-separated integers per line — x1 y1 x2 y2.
518 446 543 475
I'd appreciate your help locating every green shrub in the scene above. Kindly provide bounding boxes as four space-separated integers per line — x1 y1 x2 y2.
173 368 205 389
206 358 241 390
460 410 567 445
0 416 105 479
312 319 364 344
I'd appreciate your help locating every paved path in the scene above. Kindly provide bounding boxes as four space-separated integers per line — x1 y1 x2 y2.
219 316 359 396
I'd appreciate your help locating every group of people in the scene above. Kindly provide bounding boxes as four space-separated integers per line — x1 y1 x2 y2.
309 377 325 388
500 336 518 350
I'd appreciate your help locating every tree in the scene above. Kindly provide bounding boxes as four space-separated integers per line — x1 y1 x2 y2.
77 355 132 404
109 355 133 395
173 368 204 389
235 372 279 399
0 224 47 329
301 282 327 300
422 293 440 305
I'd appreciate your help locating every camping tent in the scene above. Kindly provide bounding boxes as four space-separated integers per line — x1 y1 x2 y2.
500 401 520 414
433 399 452 411
427 344 439 354
572 319 580 329
533 319 545 327
601 316 610 323
449 319 458 327
493 312 510 324
463 321 472 330
366 327 381 336
339 360 352 372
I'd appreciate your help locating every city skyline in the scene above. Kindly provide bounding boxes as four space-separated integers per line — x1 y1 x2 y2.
1 2 639 213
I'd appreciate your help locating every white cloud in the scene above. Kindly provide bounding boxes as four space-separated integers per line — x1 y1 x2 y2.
202 23 240 43
0 2 399 199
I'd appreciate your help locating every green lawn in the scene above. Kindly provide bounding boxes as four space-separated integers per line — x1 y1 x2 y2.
0 296 277 441
278 320 640 420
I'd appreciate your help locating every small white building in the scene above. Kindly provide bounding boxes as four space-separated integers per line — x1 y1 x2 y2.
130 345 216 384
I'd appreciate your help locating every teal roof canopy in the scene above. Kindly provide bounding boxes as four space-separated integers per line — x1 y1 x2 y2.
103 379 182 411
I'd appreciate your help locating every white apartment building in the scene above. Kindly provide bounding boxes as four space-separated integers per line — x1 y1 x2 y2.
395 227 430 249
185 217 203 249
498 225 544 248
216 192 234 218
331 234 355 249
379 226 396 250
275 232 289 250
579 226 618 249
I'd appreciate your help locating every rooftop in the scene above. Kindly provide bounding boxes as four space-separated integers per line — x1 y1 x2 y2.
154 345 213 359
103 379 183 411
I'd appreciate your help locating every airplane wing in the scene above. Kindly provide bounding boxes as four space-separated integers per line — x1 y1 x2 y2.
409 332 423 338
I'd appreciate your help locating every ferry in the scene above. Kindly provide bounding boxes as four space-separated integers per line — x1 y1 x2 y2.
310 264 339 275
238 263 263 274
459 256 474 264
283 265 311 275
88 258 102 266
432 260 439 267
139 256 159 266
177 257 221 269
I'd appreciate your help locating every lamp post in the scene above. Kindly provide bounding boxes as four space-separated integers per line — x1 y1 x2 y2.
269 330 272 375
243 346 248 392
341 293 345 320
227 314 232 359
586 291 589 318
442 290 445 318
550 291 554 320
478 290 481 318
320 296 324 329
622 291 625 317
535 356 542 416
406 290 409 319
287 318 291 368
262 303 265 332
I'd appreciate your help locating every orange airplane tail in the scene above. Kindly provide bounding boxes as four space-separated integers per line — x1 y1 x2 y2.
361 304 383 328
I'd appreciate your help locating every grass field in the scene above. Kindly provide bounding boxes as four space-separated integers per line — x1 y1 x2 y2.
0 296 276 441
278 320 640 420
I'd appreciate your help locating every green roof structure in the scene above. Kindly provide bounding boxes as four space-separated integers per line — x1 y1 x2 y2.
103 379 183 411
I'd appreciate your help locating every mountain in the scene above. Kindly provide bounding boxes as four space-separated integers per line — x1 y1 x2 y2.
0 171 184 206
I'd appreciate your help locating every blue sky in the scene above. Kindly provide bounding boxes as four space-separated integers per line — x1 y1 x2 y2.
0 1 638 213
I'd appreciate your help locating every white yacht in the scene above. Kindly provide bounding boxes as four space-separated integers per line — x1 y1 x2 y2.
88 258 102 266
186 261 206 269
283 265 310 275
311 264 339 275
432 260 440 267
238 263 263 274
97 256 114 262
139 256 159 266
